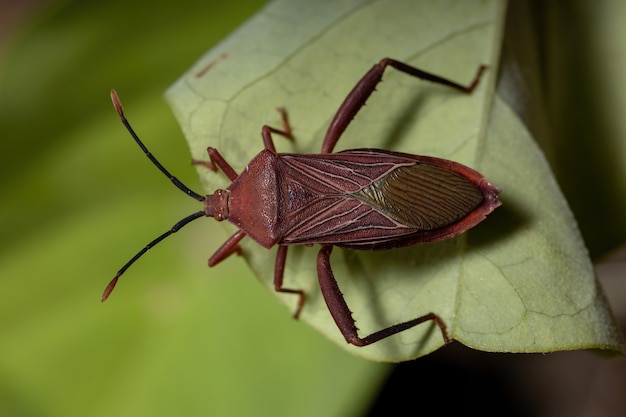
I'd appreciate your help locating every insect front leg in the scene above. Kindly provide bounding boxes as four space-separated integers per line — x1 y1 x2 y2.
192 147 239 181
273 245 306 319
261 107 294 152
208 229 246 267
321 58 487 154
316 245 451 347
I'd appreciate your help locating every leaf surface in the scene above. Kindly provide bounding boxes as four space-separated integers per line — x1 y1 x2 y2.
167 0 623 361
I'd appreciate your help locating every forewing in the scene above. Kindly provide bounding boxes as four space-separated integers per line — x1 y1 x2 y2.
355 163 485 230
278 150 417 193
276 150 485 246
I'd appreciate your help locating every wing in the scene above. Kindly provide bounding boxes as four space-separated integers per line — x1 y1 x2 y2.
275 149 497 249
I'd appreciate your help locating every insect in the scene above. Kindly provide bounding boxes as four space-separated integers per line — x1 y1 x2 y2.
103 58 501 347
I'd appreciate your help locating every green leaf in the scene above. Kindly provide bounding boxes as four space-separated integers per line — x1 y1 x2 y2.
456 95 623 351
167 0 623 362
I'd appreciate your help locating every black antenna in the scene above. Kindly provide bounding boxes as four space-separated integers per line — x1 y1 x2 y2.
110 90 206 202
102 90 208 301
102 211 205 301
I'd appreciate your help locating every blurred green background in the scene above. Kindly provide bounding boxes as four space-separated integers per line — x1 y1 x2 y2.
0 1 390 416
1 1 625 417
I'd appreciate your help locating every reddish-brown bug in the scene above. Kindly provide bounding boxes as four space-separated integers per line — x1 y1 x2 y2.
103 58 501 347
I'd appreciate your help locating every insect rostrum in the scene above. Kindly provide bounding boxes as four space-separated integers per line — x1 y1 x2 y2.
104 58 501 348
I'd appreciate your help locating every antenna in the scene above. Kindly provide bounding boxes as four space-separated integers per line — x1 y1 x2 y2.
102 90 208 301
110 90 205 202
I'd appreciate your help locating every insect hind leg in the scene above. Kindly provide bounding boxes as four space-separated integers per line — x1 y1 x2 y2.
316 245 451 347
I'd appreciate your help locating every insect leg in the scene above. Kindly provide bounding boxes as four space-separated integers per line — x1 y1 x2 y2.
275 107 294 140
192 147 239 181
208 229 246 266
273 245 306 319
316 245 451 347
261 107 294 152
321 58 487 154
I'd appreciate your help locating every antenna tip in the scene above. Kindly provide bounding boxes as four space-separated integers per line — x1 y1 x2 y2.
110 89 124 117
101 274 120 302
